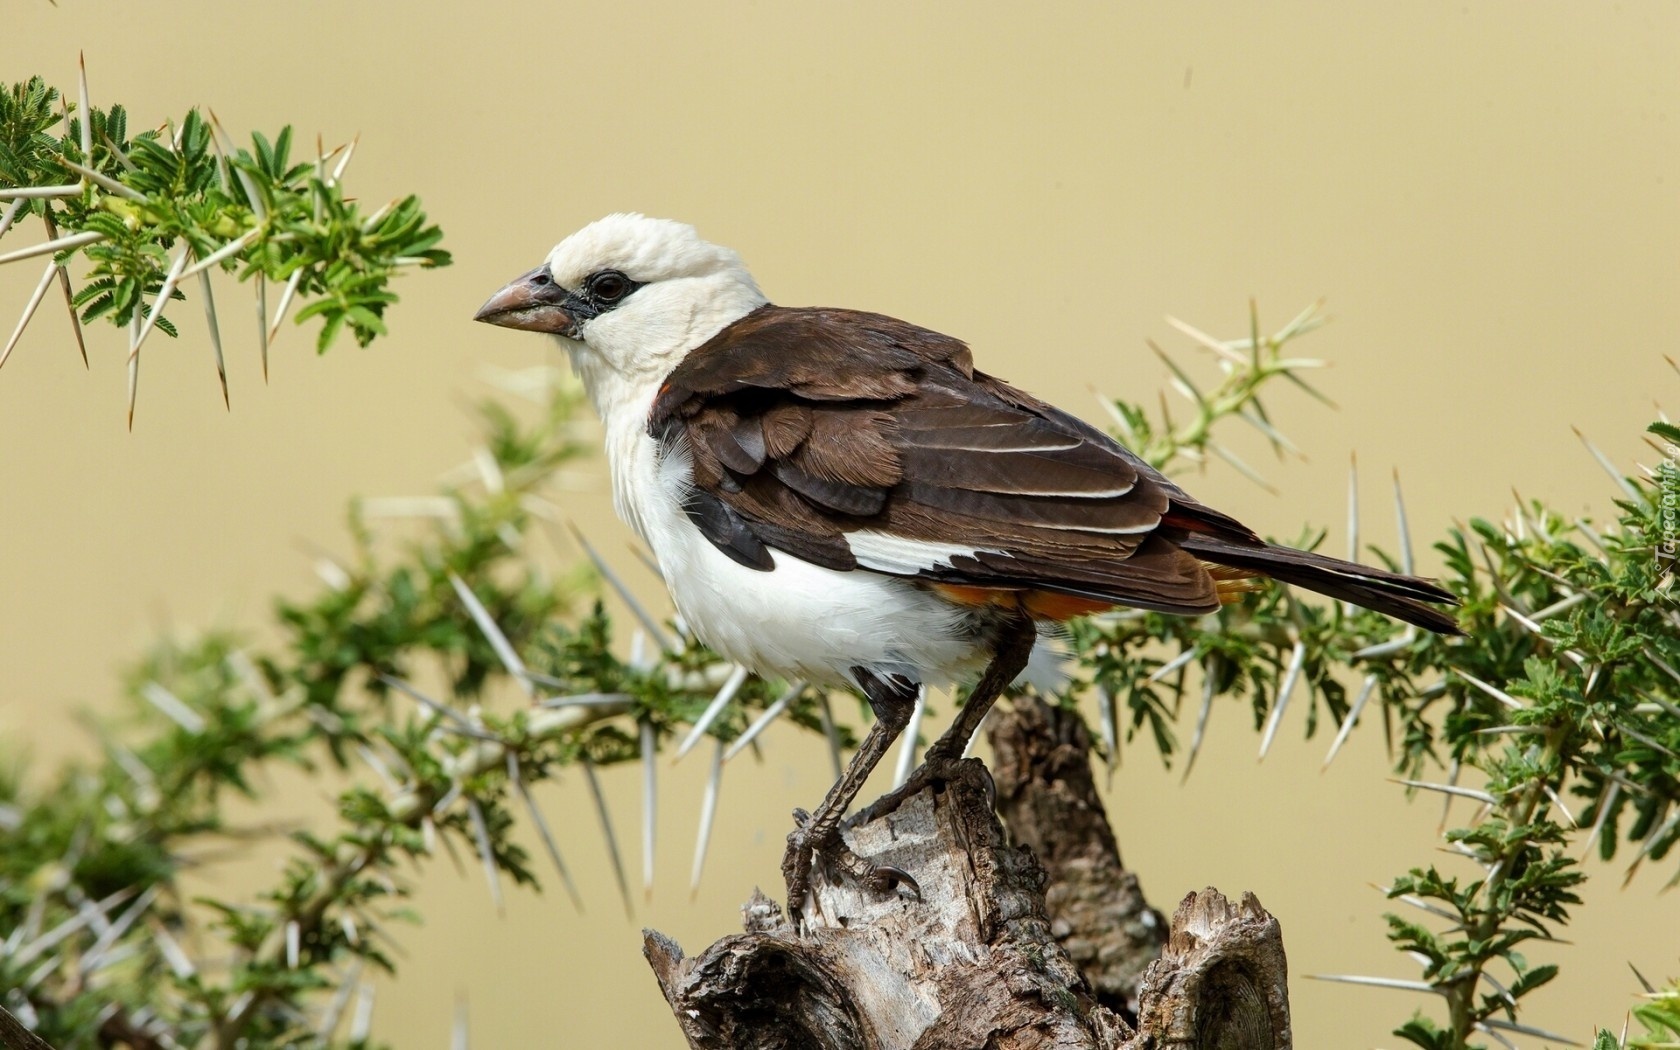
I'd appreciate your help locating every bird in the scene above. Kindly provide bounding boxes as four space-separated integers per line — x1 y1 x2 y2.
474 213 1460 913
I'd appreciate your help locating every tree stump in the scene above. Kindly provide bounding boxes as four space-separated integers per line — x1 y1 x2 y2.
645 700 1293 1050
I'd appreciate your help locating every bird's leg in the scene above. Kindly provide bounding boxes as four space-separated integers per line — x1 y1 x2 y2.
782 669 919 916
851 611 1037 827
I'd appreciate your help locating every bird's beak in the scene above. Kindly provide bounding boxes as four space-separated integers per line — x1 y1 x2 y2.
473 267 579 337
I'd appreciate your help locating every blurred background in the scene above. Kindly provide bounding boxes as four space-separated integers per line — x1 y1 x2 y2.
1 2 1675 1046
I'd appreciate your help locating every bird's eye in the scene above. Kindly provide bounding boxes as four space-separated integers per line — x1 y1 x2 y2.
587 270 631 303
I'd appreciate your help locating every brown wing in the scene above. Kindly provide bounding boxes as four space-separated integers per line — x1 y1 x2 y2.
650 305 1230 616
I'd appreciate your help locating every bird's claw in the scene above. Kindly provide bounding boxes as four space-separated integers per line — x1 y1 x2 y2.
782 813 922 919
864 864 921 901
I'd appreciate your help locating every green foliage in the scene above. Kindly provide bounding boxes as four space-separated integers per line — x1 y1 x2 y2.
1 75 448 358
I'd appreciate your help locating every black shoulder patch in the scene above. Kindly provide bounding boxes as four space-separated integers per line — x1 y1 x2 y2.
682 486 775 571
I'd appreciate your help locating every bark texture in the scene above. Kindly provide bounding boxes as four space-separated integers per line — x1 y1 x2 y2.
645 701 1292 1050
988 696 1168 1020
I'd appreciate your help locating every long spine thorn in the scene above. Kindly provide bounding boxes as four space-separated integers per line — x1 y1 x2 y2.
129 246 190 358
77 53 92 158
0 229 105 266
1344 452 1359 617
256 273 268 382
179 228 260 280
55 157 143 201
724 680 805 762
1392 469 1415 574
581 759 632 915
892 687 926 789
1181 663 1216 783
331 135 359 184
268 267 304 343
1096 684 1119 772
1323 674 1378 769
564 523 676 651
817 692 843 780
126 311 140 429
0 197 25 240
0 184 83 200
39 213 87 367
674 664 750 761
447 573 533 698
689 739 725 898
1 259 59 370
465 798 504 914
641 720 656 899
1258 639 1307 759
510 770 583 911
197 269 228 408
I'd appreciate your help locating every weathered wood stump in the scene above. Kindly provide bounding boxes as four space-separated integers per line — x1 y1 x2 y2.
645 698 1292 1050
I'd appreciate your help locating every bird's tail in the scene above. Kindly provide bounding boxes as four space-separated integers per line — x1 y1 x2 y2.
1178 533 1463 635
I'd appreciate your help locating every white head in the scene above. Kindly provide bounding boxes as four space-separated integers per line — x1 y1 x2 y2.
475 214 768 412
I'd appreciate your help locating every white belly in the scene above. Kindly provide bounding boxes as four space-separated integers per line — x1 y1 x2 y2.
608 422 987 688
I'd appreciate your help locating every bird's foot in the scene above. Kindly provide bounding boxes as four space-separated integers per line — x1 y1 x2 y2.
782 809 921 921
848 749 995 829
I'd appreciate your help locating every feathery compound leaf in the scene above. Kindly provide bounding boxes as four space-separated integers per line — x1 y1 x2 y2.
0 68 449 417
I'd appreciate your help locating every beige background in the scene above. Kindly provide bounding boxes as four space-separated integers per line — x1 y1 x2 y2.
2 3 1676 1046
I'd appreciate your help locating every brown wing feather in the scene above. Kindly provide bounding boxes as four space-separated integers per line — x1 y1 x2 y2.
652 305 1459 632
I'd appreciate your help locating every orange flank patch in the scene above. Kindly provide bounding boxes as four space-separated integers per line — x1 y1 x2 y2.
930 583 1115 622
1207 562 1267 605
931 567 1269 619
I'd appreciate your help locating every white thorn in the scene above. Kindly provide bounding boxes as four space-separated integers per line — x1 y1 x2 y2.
465 798 504 914
1392 469 1415 575
1344 453 1359 616
0 229 104 266
674 664 749 762
1308 973 1443 994
56 157 144 201
0 197 25 240
892 686 927 789
1147 645 1200 684
77 52 92 159
1258 639 1308 759
723 680 805 762
1572 425 1638 500
641 720 656 897
179 228 261 279
817 691 843 780
268 266 304 343
208 109 267 222
447 573 534 698
1095 684 1119 771
0 184 84 200
1455 670 1526 710
1 258 59 369
566 524 677 652
580 759 631 914
256 272 268 381
510 770 582 910
331 135 359 184
1323 674 1378 769
129 245 190 358
127 310 140 427
689 738 725 897
1394 778 1498 805
1181 667 1216 782
197 269 228 408
348 982 376 1043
